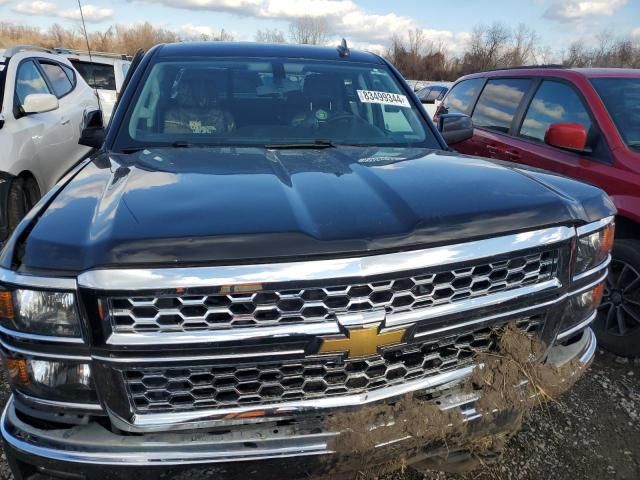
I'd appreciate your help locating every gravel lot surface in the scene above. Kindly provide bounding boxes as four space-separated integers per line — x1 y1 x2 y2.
0 350 637 480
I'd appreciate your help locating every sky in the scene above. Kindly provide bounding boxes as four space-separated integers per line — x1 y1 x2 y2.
1 0 639 54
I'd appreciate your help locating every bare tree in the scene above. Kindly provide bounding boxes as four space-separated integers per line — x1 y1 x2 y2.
386 29 450 81
255 28 286 43
506 24 538 66
288 16 328 45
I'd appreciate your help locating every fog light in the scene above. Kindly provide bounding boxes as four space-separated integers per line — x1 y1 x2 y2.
2 355 96 404
560 282 606 335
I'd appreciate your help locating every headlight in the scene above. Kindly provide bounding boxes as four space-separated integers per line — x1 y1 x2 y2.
0 289 81 337
2 355 96 404
574 221 614 276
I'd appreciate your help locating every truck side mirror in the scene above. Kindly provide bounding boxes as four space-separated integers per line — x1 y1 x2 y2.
79 110 105 149
438 113 474 145
544 123 587 152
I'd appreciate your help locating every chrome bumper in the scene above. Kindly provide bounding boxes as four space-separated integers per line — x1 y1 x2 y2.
1 328 597 469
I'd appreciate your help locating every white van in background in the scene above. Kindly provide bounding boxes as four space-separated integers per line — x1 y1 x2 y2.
56 49 131 124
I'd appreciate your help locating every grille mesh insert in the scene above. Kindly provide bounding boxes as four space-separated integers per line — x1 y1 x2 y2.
123 317 543 413
109 250 557 333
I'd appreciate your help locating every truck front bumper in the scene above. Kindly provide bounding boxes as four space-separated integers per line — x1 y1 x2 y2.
2 328 596 480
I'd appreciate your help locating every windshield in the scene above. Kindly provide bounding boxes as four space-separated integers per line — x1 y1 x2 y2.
114 58 438 150
591 78 640 151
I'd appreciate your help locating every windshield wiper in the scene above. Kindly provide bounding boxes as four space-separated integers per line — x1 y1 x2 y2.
265 139 337 149
121 141 193 154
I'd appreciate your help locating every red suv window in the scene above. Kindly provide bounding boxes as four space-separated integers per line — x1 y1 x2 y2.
519 80 592 143
471 78 530 133
442 78 484 115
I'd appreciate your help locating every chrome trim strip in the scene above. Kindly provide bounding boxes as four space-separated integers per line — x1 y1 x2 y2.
113 366 475 432
579 329 597 365
557 311 597 341
14 391 103 412
108 322 340 346
0 339 91 361
573 255 611 282
569 269 609 296
0 325 84 344
93 348 306 364
78 226 574 290
387 279 560 328
576 216 615 237
1 400 332 465
0 268 76 290
414 293 562 339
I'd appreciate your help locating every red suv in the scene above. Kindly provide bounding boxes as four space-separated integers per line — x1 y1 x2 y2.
436 67 640 357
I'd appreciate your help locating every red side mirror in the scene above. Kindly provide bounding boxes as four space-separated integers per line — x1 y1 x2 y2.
544 123 587 151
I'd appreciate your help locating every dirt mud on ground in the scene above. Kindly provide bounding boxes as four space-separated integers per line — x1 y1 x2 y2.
0 349 637 480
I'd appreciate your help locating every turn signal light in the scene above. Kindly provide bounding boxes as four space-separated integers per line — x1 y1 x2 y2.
4 358 29 385
0 291 14 320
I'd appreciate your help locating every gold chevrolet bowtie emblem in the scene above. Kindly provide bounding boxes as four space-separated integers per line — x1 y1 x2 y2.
318 325 406 359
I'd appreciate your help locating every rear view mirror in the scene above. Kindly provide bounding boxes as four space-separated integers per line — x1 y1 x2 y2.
544 123 587 152
421 99 435 105
22 93 58 114
79 110 105 149
438 113 474 145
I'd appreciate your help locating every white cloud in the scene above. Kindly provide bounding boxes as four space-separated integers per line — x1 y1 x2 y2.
13 1 56 15
0 0 12 5
531 98 565 119
58 4 113 22
259 0 357 18
177 23 239 39
632 27 640 39
13 1 112 22
137 0 467 52
544 0 627 22
179 23 219 37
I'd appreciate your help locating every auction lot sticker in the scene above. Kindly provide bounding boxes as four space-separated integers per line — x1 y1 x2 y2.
357 90 411 108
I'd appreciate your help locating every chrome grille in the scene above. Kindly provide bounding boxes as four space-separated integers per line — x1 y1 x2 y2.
123 317 543 413
109 250 557 333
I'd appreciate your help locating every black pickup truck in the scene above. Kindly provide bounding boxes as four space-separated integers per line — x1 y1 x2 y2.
0 42 615 480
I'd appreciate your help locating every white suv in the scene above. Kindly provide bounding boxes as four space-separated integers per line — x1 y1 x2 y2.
57 49 131 124
0 46 99 238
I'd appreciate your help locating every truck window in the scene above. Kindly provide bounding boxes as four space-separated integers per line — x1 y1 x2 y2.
519 81 592 143
70 61 116 91
472 78 530 133
443 78 484 115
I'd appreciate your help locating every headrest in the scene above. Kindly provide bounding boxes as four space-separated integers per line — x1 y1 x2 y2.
174 69 221 108
303 73 344 103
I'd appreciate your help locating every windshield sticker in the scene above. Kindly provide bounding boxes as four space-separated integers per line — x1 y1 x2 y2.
357 90 411 108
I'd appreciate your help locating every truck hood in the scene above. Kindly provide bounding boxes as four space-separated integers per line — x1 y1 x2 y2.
13 147 614 273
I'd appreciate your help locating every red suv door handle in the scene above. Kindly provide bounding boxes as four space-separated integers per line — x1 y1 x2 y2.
506 150 520 161
486 145 500 156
